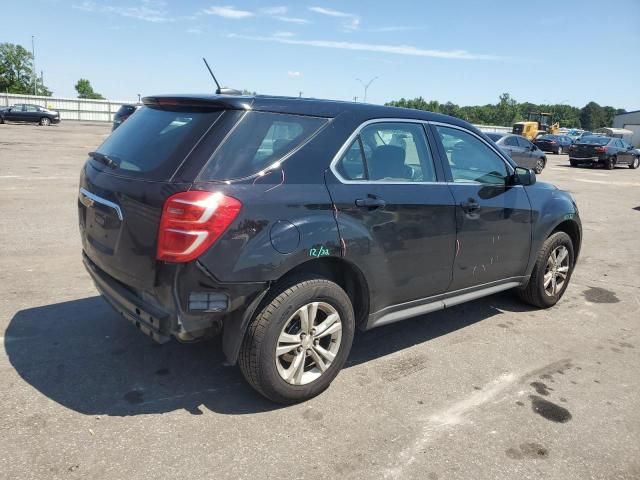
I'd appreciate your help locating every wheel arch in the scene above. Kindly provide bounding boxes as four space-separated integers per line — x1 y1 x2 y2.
222 256 370 365
550 219 581 261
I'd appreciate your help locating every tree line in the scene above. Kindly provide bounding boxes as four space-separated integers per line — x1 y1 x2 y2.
386 93 626 131
1 42 104 100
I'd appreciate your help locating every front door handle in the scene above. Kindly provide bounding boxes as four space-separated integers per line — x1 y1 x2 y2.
355 195 386 209
460 198 480 213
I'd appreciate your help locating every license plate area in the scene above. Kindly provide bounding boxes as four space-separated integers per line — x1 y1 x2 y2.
79 188 123 255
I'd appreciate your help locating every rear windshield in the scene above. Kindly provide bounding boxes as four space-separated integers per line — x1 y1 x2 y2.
198 111 328 181
578 136 610 145
485 133 503 141
537 134 556 140
92 106 222 180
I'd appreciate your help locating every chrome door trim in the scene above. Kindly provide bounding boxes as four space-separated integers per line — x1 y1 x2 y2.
79 188 123 221
328 117 517 185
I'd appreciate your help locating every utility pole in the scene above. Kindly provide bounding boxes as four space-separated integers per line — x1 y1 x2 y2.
356 76 378 103
353 96 358 102
31 35 36 95
298 91 303 98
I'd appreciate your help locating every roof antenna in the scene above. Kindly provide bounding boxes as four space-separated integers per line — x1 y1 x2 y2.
202 57 242 96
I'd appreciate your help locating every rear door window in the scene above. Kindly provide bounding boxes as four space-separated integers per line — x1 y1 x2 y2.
503 136 518 147
516 137 533 149
198 112 328 181
91 106 223 180
334 122 437 182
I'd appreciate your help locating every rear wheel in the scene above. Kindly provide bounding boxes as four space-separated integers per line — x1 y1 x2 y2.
606 157 615 170
630 157 639 169
39 117 51 126
0 116 4 124
557 146 564 155
534 157 546 174
517 231 575 308
569 159 578 167
239 278 355 404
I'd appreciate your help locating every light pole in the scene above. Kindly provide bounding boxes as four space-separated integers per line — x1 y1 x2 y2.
356 76 378 103
31 35 37 95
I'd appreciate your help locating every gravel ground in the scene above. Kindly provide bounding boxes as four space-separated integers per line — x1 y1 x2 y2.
1 121 639 480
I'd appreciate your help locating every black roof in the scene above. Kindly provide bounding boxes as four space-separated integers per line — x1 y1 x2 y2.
142 93 475 130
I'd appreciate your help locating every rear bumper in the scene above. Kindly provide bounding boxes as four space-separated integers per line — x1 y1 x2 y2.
569 156 601 163
83 252 269 344
84 253 172 343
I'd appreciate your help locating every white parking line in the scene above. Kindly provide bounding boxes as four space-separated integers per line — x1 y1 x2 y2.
575 178 640 187
0 175 76 180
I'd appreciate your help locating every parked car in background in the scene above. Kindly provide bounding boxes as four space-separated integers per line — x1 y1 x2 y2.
486 133 547 173
112 104 140 131
534 134 574 155
0 104 60 126
569 136 639 169
78 94 581 403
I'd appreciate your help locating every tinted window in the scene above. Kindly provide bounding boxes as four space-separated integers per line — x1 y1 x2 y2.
579 136 610 145
335 139 366 180
93 106 222 180
503 136 519 147
199 112 327 181
116 105 136 116
435 126 508 185
357 122 436 182
11 104 23 111
516 137 532 149
486 133 503 142
613 139 624 148
25 105 38 112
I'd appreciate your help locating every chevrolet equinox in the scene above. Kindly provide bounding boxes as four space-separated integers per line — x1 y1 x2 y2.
78 94 582 403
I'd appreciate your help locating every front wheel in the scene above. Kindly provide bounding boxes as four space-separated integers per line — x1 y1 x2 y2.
517 231 575 308
630 157 639 169
39 117 51 126
239 278 355 404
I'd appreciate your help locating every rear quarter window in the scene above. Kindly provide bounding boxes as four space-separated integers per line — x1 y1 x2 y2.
198 111 328 181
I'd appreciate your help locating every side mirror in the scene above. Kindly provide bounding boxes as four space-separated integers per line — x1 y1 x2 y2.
513 166 536 186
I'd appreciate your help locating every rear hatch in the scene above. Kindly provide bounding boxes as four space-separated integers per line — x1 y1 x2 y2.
572 144 600 158
78 102 241 292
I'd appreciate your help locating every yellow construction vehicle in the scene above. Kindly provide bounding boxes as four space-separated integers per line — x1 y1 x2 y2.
512 112 560 140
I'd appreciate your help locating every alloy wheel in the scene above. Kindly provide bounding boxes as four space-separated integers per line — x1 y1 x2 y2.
275 302 342 385
543 245 570 296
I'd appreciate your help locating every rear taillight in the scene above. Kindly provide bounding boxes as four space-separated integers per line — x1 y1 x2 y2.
549 140 557 144
157 191 241 263
594 146 607 153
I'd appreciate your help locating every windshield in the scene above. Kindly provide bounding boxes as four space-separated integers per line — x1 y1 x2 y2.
92 106 222 180
578 136 610 146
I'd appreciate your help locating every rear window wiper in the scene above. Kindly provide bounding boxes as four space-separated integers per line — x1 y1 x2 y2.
88 151 119 169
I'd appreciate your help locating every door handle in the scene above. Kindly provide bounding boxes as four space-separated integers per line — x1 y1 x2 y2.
460 198 480 213
355 195 386 209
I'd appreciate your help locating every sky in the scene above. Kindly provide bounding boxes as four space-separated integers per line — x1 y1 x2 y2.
4 0 640 110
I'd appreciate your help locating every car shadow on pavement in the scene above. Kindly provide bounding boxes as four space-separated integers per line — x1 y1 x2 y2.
6 293 534 416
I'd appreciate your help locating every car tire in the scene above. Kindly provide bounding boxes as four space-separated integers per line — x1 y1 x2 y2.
557 146 563 155
39 117 51 126
517 231 575 309
630 157 639 169
534 157 546 174
569 160 578 167
606 157 615 170
239 277 355 404
0 116 4 124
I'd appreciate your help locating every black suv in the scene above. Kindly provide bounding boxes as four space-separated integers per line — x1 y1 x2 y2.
78 94 582 403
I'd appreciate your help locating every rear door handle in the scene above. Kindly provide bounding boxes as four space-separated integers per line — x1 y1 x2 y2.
355 195 386 209
460 198 480 213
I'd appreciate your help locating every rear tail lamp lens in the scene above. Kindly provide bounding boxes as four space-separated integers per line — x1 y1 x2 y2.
157 191 241 263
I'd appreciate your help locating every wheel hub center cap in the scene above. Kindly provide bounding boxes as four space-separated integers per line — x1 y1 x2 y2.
302 336 313 348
